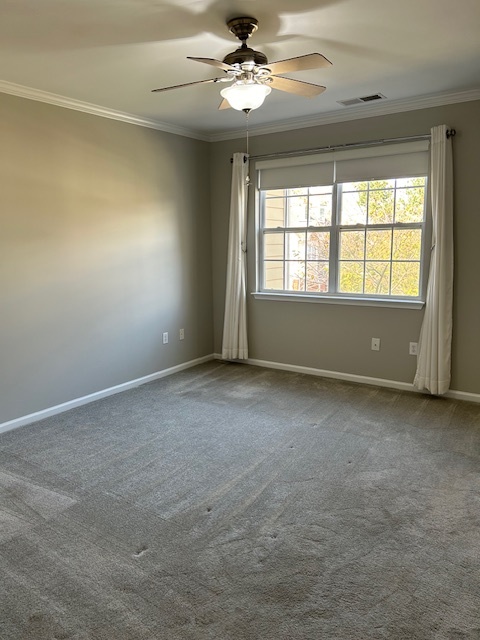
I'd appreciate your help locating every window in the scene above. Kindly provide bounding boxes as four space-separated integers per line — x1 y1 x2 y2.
263 186 333 293
256 141 429 303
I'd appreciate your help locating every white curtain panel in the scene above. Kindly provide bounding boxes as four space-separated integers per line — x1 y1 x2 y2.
222 153 249 360
414 125 454 395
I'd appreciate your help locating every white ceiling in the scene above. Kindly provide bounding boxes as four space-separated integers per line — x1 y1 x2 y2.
1 0 479 139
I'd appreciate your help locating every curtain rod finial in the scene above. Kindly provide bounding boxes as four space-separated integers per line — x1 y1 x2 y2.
446 129 456 139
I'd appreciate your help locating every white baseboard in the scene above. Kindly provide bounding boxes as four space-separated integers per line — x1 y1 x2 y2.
214 354 480 404
0 354 215 435
3 353 477 436
445 389 480 403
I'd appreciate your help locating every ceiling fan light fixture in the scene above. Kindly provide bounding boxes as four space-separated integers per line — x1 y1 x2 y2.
220 82 271 111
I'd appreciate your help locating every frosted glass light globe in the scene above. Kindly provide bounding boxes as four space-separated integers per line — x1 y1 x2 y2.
220 83 272 111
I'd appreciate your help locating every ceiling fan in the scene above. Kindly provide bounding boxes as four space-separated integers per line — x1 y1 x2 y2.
152 17 332 112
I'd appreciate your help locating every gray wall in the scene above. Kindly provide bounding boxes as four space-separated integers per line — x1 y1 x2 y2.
0 93 213 423
1 95 478 426
211 100 480 393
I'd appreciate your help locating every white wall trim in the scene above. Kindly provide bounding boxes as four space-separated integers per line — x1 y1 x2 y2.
209 88 480 142
0 354 215 435
444 389 480 403
2 352 478 435
0 79 209 141
251 291 425 310
213 354 480 404
1 78 478 143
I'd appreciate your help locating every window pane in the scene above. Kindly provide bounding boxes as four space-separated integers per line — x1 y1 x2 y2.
264 262 284 290
341 191 367 224
286 196 308 227
342 181 368 192
265 189 285 197
339 261 364 293
396 177 425 188
285 261 305 291
366 229 392 260
369 179 395 190
309 194 332 226
368 189 394 224
264 197 285 228
307 232 330 260
288 187 308 196
391 262 420 296
393 229 422 260
307 262 329 292
395 187 425 223
365 262 391 295
285 232 305 260
310 185 333 195
340 230 365 260
264 233 284 260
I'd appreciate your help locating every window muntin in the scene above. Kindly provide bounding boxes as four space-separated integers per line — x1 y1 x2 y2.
260 177 427 299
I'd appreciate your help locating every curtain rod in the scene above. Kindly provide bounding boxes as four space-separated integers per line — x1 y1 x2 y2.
232 129 456 163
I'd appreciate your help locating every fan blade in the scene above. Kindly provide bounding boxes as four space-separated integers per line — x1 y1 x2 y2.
218 98 231 110
269 76 326 97
262 53 332 76
187 57 234 72
151 77 224 93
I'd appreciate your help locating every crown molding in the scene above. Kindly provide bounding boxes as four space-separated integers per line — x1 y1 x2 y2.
0 79 209 141
1 78 478 144
208 88 480 142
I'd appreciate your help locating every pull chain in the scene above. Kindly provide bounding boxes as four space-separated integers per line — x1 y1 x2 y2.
244 108 250 186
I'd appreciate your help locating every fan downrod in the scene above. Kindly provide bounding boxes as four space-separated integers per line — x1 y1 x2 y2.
223 17 267 67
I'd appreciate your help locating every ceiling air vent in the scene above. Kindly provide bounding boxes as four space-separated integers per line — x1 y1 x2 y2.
338 93 387 107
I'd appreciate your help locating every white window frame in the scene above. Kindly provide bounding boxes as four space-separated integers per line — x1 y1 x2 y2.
253 143 431 309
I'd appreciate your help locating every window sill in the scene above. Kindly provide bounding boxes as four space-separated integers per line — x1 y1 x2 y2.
251 292 425 309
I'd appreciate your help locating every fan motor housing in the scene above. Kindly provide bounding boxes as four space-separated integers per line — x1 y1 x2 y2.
223 46 268 67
